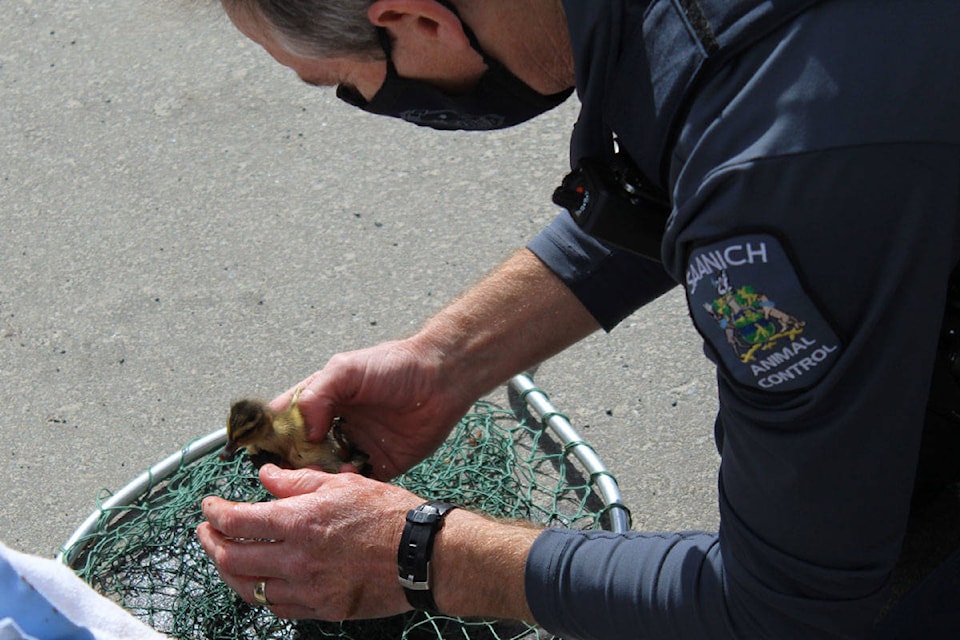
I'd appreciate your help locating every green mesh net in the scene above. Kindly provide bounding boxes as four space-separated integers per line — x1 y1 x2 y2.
61 379 627 640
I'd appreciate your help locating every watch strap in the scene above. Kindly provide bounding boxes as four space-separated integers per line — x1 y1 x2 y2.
397 500 457 613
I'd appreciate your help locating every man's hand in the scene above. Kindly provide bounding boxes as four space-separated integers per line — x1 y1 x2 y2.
197 465 420 620
268 337 476 480
269 250 600 481
197 465 541 623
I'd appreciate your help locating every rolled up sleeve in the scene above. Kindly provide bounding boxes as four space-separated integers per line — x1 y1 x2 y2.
527 212 677 331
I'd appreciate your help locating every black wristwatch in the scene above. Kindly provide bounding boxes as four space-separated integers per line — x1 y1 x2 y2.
397 500 458 613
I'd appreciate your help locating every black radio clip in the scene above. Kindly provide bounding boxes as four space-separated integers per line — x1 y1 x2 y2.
552 154 672 262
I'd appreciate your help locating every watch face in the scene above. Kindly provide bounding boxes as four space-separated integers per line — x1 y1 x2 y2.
411 501 455 523
408 508 440 525
425 500 455 514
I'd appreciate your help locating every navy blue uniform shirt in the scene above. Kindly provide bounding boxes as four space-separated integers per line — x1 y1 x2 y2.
526 0 960 637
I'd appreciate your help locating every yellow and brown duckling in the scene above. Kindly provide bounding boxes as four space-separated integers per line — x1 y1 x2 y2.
220 388 370 474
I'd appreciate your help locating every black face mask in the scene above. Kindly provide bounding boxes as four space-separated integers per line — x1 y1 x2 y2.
335 4 573 131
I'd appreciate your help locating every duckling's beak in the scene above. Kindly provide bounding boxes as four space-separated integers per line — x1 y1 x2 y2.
219 440 241 462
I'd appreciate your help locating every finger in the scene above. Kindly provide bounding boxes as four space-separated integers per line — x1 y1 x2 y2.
268 377 338 442
197 522 294 580
216 575 316 619
267 378 310 414
241 576 319 619
245 575 365 622
243 576 299 608
258 464 330 499
201 496 286 541
297 383 342 442
269 603 321 620
209 550 330 620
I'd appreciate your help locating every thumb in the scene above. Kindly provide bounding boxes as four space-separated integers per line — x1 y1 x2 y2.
269 384 337 443
258 464 329 499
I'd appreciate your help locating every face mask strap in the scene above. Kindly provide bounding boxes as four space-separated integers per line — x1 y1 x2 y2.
373 1 489 71
363 2 495 104
375 27 401 79
433 0 498 68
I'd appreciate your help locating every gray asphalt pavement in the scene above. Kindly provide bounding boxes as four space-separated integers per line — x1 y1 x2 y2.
1 0 721 560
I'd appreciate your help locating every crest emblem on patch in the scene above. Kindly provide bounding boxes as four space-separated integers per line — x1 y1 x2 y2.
686 234 842 391
703 269 806 363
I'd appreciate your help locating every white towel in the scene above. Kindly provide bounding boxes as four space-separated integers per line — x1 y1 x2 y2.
0 540 169 640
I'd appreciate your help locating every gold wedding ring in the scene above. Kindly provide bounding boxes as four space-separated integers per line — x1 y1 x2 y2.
253 580 272 607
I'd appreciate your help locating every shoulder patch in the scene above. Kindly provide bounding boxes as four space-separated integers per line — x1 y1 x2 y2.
685 234 842 392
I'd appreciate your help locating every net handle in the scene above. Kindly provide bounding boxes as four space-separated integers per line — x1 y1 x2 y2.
509 374 631 533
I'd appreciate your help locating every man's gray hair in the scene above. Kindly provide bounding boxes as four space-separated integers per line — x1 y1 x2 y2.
220 0 382 60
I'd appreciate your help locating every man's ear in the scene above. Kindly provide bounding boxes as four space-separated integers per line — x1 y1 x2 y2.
367 0 469 48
